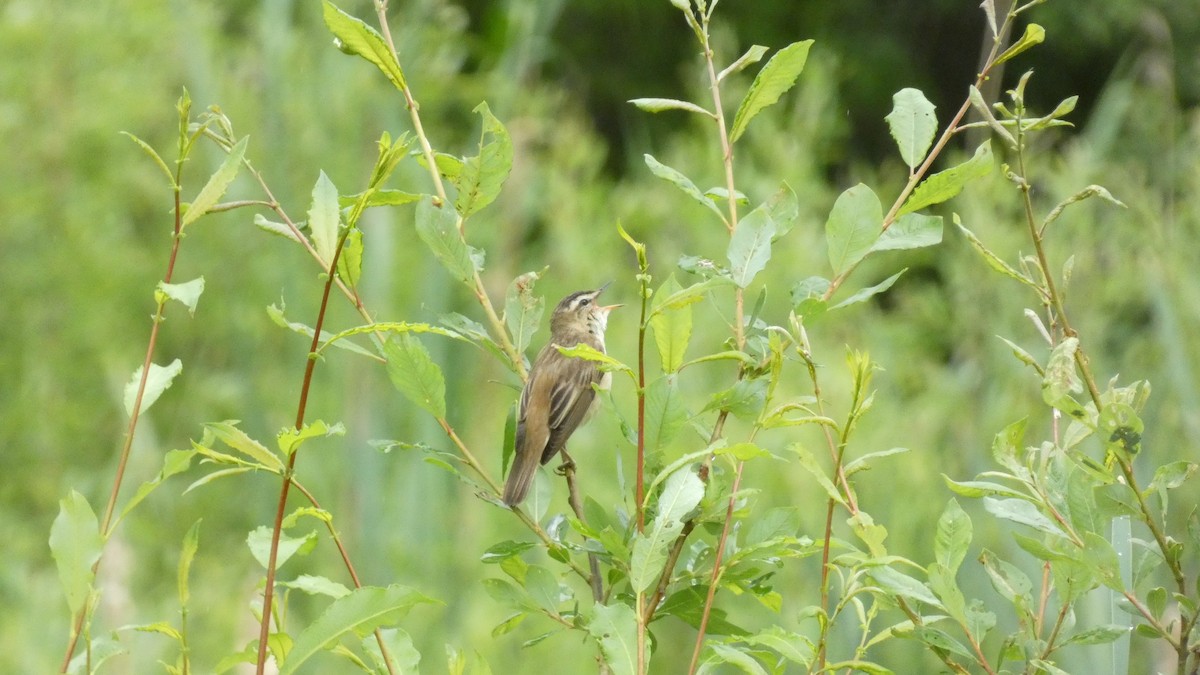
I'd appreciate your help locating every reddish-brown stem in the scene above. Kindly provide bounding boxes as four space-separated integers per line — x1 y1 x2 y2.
636 296 648 533
686 460 746 674
254 236 348 674
60 155 189 674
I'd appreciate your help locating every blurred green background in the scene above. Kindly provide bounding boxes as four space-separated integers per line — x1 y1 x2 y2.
4 0 1198 671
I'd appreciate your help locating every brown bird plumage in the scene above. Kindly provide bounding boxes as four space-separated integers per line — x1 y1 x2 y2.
503 286 619 506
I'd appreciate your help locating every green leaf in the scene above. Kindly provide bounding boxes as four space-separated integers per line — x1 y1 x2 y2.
117 448 195 525
630 466 704 592
825 184 882 275
650 275 692 372
899 141 994 216
981 0 998 37
830 270 905 310
628 98 714 117
455 102 512 218
706 644 769 674
1063 625 1128 646
650 277 734 315
645 375 689 453
729 40 813 143
1042 337 1083 412
718 44 770 81
705 378 767 420
942 476 1027 500
322 0 407 90
790 276 830 318
994 23 1045 66
123 358 183 417
764 181 800 239
935 499 971 573
727 205 776 288
178 520 201 607
955 215 1040 291
339 189 421 209
505 271 544 355
277 419 347 457
182 136 247 228
991 417 1027 471
280 574 351 599
253 214 303 243
586 603 640 675
335 228 363 288
983 497 1067 537
384 333 447 419
280 584 436 675
207 421 284 472
157 277 206 316
363 628 421 675
872 213 942 252
246 526 317 569
643 154 725 221
416 197 477 287
307 170 341 266
556 344 634 379
869 565 942 608
49 490 103 615
885 88 937 170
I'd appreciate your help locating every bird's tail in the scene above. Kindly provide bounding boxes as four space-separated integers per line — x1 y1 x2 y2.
503 452 537 506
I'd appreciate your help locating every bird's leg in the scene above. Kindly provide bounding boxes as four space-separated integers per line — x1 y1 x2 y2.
556 448 576 476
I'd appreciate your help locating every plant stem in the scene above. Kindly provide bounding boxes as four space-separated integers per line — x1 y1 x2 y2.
687 460 746 675
255 225 351 674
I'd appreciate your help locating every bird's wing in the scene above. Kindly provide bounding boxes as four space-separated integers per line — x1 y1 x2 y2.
541 357 602 464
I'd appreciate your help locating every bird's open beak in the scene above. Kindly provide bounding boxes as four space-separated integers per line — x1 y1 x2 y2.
600 303 623 312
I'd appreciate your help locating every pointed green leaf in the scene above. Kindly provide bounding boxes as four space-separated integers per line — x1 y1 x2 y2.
650 275 692 373
830 270 905 310
416 197 476 287
455 102 512 218
280 574 352 599
178 520 201 607
505 271 544 356
885 88 937 170
869 565 943 608
336 228 363 288
730 40 813 143
586 603 639 675
718 45 770 81
900 141 993 216
643 154 724 221
123 358 183 417
385 333 446 419
983 497 1067 537
555 343 634 377
308 170 341 265
246 526 317 570
645 375 688 453
49 491 103 615
322 0 406 90
207 421 284 472
339 189 421 209
935 499 971 573
630 466 703 592
825 184 881 275
182 136 247 228
280 584 436 675
727 205 776 287
955 215 1040 291
994 23 1045 66
277 419 347 457
872 213 942 252
157 277 206 316
628 98 714 117
254 214 304 243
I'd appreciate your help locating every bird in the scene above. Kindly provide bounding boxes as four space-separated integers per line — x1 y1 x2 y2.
503 284 620 506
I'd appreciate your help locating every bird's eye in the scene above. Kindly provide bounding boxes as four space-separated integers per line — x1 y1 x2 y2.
579 298 591 307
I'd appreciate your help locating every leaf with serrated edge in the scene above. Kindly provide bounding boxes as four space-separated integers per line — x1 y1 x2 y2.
643 154 724 221
322 1 406 90
280 584 436 675
900 141 993 215
586 603 639 675
308 170 340 265
727 205 776 288
50 491 103 614
630 466 703 591
872 213 942 253
455 102 512 218
885 88 937 170
385 333 447 419
730 40 813 143
124 359 183 417
183 136 247 228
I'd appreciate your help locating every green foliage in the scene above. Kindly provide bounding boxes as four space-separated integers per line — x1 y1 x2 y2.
14 0 1200 673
